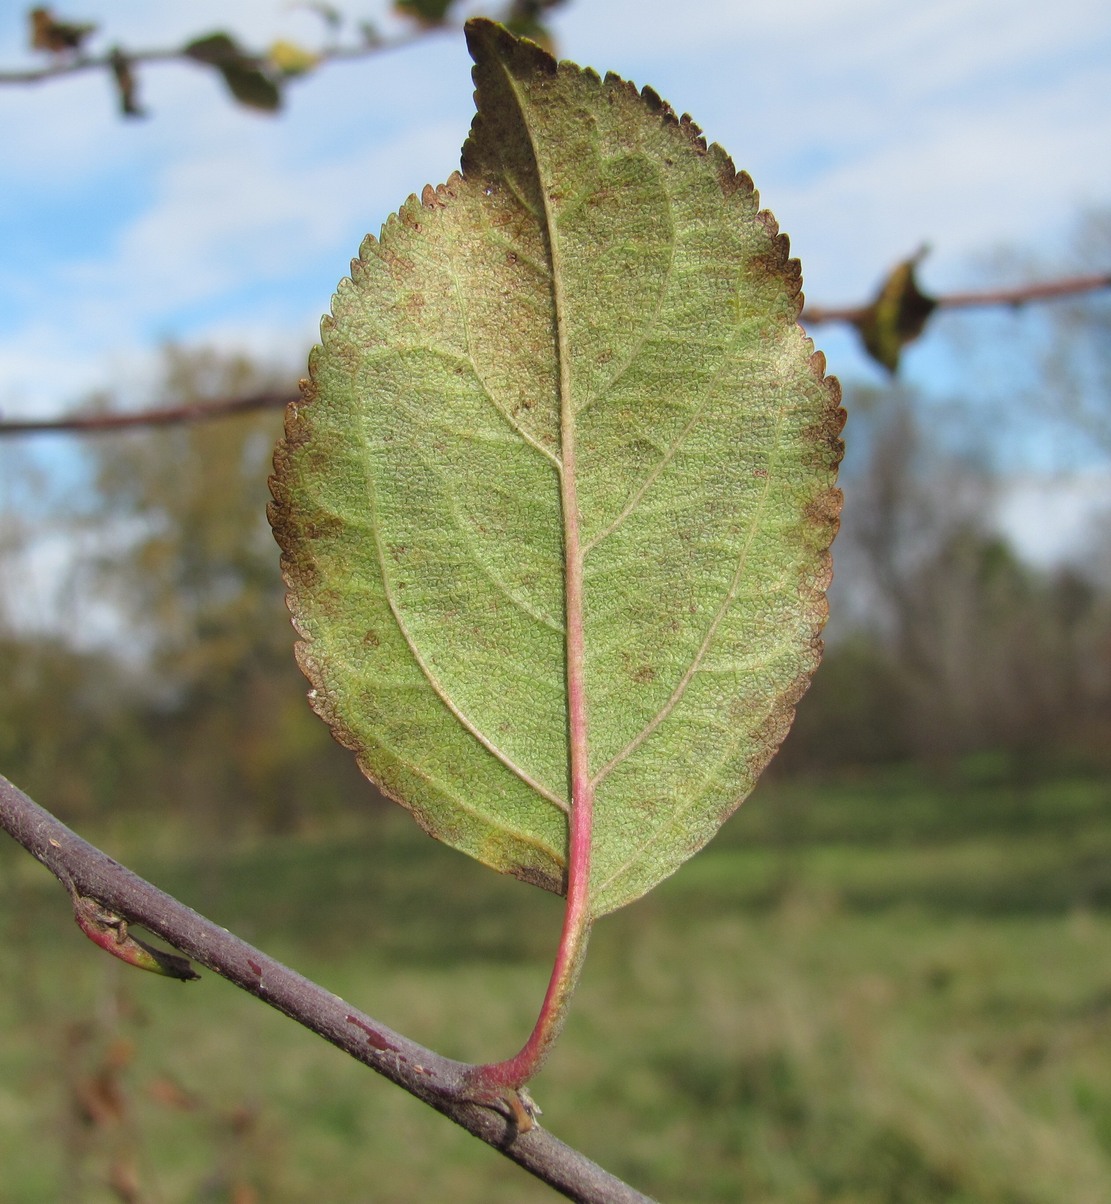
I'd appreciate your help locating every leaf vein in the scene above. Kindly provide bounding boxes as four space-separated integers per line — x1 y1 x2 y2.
369 476 570 815
582 396 705 556
442 227 562 469
590 455 779 789
578 175 677 413
363 727 568 864
410 439 565 634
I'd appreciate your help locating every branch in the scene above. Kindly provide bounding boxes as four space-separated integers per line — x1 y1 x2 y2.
0 390 295 436
0 772 656 1204
802 270 1111 325
1 4 559 109
1 270 1107 438
0 29 437 87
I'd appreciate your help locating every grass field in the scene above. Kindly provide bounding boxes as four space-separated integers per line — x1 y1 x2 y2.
2 760 1111 1202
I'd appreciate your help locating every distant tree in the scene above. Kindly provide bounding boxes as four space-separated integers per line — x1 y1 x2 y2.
0 347 369 834
1040 209 1111 457
797 380 1111 769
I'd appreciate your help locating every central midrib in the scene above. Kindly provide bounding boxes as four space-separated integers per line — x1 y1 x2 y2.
498 61 594 904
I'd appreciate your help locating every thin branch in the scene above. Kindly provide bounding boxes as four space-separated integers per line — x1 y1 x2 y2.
802 271 1111 325
0 772 656 1204
1 271 1107 438
0 31 436 87
0 390 295 436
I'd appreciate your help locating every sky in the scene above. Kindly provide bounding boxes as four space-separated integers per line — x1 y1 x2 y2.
1 0 1110 566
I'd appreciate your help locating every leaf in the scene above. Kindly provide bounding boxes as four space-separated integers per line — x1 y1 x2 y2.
183 32 282 112
853 249 938 373
501 14 554 53
109 48 144 118
502 0 567 51
394 0 455 27
268 39 319 79
182 31 245 65
29 6 97 54
269 20 843 917
70 888 200 980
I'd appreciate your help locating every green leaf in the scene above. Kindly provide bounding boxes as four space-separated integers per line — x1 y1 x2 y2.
853 250 938 373
183 32 282 112
182 31 245 65
269 20 843 917
394 0 455 27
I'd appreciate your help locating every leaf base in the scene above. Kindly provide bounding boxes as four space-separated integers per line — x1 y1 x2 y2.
456 1074 541 1134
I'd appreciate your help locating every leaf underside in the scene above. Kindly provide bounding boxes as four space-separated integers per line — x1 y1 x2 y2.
269 20 844 918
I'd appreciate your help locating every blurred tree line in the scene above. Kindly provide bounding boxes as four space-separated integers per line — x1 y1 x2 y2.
785 385 1111 776
0 347 369 835
1 226 1109 835
787 211 1111 777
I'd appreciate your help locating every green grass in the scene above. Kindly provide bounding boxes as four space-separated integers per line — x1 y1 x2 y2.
3 763 1111 1202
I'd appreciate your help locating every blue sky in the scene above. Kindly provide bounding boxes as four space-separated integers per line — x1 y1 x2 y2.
1 0 1109 415
1 0 1109 571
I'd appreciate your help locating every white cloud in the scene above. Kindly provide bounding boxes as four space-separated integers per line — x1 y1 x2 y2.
0 100 464 416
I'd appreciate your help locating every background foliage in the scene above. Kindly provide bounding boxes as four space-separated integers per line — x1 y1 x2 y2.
2 298 1109 1196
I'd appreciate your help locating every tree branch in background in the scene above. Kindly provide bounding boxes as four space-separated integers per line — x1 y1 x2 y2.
804 258 1111 374
4 3 567 116
1 29 430 114
802 269 1111 326
0 267 1107 437
0 772 655 1204
0 389 296 436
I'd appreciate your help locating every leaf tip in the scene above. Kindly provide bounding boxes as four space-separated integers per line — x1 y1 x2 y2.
464 15 558 74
